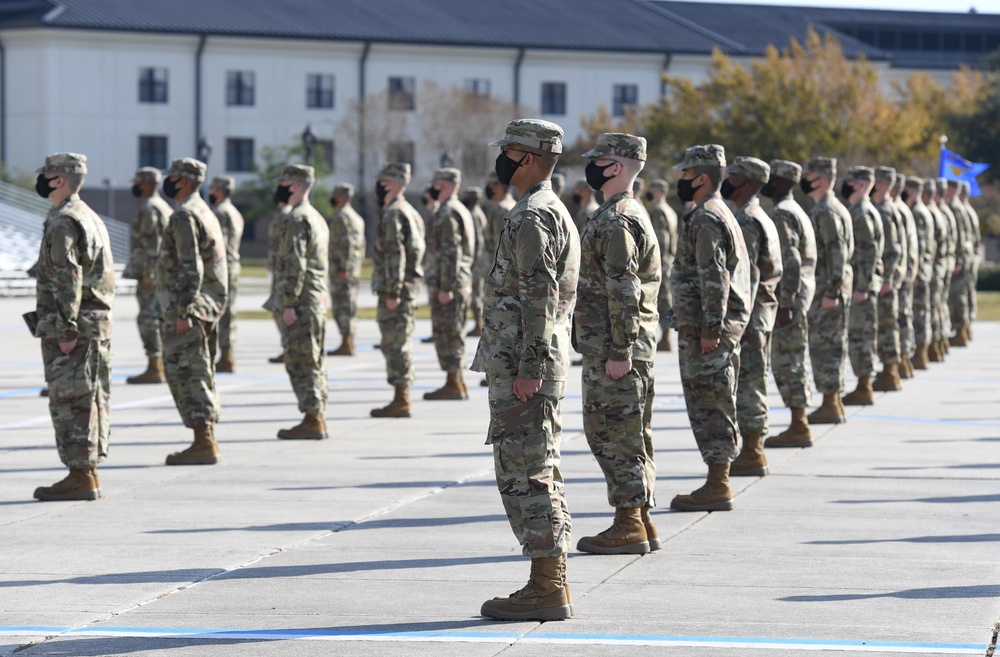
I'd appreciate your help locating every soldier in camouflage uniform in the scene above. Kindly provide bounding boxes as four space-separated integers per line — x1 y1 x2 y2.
572 133 660 556
157 158 228 466
946 180 973 346
936 178 959 357
870 167 904 393
424 168 475 400
474 119 578 622
266 199 291 364
209 176 244 373
903 176 935 369
123 167 171 385
801 157 853 425
923 179 952 363
761 160 817 449
418 184 441 345
273 165 331 440
327 183 366 356
571 179 600 234
462 185 489 337
478 172 517 386
550 171 566 200
723 157 782 477
646 179 678 352
892 173 919 378
669 144 751 512
370 163 426 418
32 153 114 501
960 182 981 337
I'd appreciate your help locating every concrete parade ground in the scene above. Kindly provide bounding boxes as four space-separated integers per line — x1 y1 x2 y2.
1 286 998 657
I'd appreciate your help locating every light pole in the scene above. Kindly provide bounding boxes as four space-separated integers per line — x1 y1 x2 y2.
101 177 115 219
302 124 318 164
197 137 213 200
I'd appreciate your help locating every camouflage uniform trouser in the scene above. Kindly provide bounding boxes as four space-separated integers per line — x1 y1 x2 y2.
470 261 488 322
941 269 954 337
42 338 111 468
912 279 932 347
772 313 811 409
897 282 915 356
430 287 470 373
677 330 740 464
163 319 220 428
377 295 415 386
136 286 162 358
969 258 979 321
736 332 771 438
219 271 239 350
949 268 972 331
330 276 360 337
929 277 944 343
581 356 656 508
808 296 850 395
848 294 878 378
487 377 571 558
876 289 900 364
657 267 673 332
282 307 328 414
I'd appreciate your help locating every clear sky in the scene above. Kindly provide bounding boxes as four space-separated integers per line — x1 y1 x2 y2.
714 0 1000 11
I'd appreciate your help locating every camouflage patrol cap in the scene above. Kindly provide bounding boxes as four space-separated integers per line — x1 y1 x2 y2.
648 178 670 193
923 178 937 194
805 156 837 178
433 168 462 184
582 133 647 162
37 152 87 175
726 156 770 185
894 172 907 189
379 162 411 184
210 176 236 194
936 177 948 193
846 166 874 183
874 166 896 184
489 118 564 155
959 180 970 194
282 164 315 186
462 186 484 200
769 159 802 183
167 158 207 183
946 178 959 189
674 144 725 170
904 176 923 189
133 166 162 184
333 182 355 197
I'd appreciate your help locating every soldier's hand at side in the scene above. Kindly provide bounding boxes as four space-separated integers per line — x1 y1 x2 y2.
386 297 400 311
700 337 720 354
176 317 193 335
852 290 868 304
820 296 840 310
775 308 794 328
437 290 454 305
879 282 892 297
58 339 77 355
513 376 542 403
337 271 349 281
283 307 297 326
605 359 632 380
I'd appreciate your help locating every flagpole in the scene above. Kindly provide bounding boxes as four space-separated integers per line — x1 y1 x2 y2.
938 134 947 179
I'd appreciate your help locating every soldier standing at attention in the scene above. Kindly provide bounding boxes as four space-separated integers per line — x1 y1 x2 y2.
424 168 475 400
922 179 949 363
903 176 935 370
669 144 751 512
209 175 244 373
370 163 426 418
477 172 517 387
266 197 291 364
892 173 919 378
123 167 171 384
327 183 365 356
570 179 597 234
723 157 782 477
946 179 973 347
32 152 114 501
646 179 678 353
761 160 817 449
551 172 566 200
419 184 441 345
870 167 904 393
800 157 853 425
273 165 330 440
475 119 578 621
462 185 489 337
573 133 659 555
935 178 958 356
959 181 981 339
157 158 228 466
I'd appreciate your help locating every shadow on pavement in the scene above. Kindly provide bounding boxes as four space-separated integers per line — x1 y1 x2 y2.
805 533 1000 545
780 584 1000 602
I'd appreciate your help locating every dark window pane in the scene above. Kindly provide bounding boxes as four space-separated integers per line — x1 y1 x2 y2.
943 33 961 51
138 135 168 169
987 34 1000 51
464 78 491 98
923 32 940 50
226 71 255 107
138 67 168 104
613 84 638 117
901 31 918 49
541 82 566 116
387 141 415 167
858 29 875 45
966 34 983 52
307 74 334 109
388 77 415 111
878 30 896 49
226 138 255 172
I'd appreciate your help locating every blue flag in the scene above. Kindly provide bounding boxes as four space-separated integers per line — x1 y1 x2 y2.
939 148 990 196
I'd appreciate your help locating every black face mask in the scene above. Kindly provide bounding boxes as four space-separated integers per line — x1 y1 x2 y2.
375 183 389 207
495 152 527 186
676 177 701 203
760 182 776 198
427 187 441 201
720 179 738 200
900 190 911 204
131 184 143 198
209 193 219 205
163 177 181 199
272 190 282 205
274 184 293 205
35 174 55 199
421 196 430 207
840 181 854 201
585 161 616 192
571 193 582 206
799 178 816 195
644 191 655 203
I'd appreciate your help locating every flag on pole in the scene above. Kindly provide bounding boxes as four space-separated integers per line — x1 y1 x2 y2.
939 147 990 196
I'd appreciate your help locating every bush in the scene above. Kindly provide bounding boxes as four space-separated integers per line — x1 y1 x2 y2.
978 262 1000 291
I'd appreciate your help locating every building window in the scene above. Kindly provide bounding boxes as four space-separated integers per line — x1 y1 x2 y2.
306 74 334 109
138 135 168 169
966 34 983 52
987 34 1000 51
922 32 940 50
464 78 491 99
541 82 566 116
317 139 335 171
613 84 638 117
857 29 875 45
901 31 918 49
138 67 168 104
226 71 255 107
226 138 255 172
388 76 416 111
943 32 961 51
877 30 896 49
387 141 415 167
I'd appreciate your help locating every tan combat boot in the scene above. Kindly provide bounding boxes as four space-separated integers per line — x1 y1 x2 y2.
670 462 733 512
807 393 846 425
941 337 951 355
899 354 913 379
328 333 355 356
928 341 943 362
216 348 236 373
656 330 672 352
949 328 968 347
268 352 285 364
277 413 328 440
370 385 411 418
467 317 483 337
765 407 813 448
872 363 903 392
730 433 768 476
965 325 974 342
912 344 930 369
166 424 219 465
640 506 660 551
842 376 875 406
34 466 100 501
481 555 572 621
576 507 650 555
126 357 166 384
423 371 468 400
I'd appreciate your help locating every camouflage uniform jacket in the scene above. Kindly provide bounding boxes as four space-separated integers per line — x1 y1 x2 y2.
849 198 884 294
426 196 474 293
670 195 751 340
649 199 678 271
471 180 579 381
329 204 366 279
156 193 228 323
938 202 959 271
895 198 919 285
735 196 783 337
908 199 935 285
277 200 330 311
267 206 290 273
964 200 981 254
122 192 171 285
483 194 516 269
372 196 426 301
35 194 115 341
214 198 245 279
874 198 904 290
948 198 973 271
575 191 660 362
927 202 952 282
809 191 854 300
574 198 599 234
470 203 488 268
769 194 816 314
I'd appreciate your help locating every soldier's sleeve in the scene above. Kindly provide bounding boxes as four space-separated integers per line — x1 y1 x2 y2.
383 211 406 297
438 210 461 293
852 211 877 292
774 211 801 308
604 219 642 360
348 217 366 276
514 212 557 380
282 219 309 307
820 210 847 299
47 218 84 341
881 210 903 288
693 217 730 338
122 210 144 280
171 211 205 317
328 216 346 276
